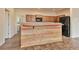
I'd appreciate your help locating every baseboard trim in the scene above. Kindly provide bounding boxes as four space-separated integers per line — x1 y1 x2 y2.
70 35 79 38
9 32 17 39
9 33 17 39
0 39 5 46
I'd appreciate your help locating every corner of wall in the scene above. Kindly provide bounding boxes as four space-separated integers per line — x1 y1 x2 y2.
0 38 5 46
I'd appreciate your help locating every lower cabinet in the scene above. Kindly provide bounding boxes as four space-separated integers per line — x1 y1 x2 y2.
21 24 62 48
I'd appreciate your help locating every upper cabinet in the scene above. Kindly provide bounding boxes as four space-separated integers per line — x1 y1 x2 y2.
43 16 56 22
26 15 36 22
26 15 60 22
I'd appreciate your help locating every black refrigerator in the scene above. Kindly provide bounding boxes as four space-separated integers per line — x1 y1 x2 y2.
59 16 70 37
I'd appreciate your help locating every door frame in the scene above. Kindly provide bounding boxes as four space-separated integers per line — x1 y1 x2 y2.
5 9 10 39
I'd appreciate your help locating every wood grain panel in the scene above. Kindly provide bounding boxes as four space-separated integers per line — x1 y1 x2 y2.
42 16 59 22
21 23 62 48
26 15 35 22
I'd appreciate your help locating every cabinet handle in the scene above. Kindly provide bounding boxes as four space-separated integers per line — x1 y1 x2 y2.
33 26 34 29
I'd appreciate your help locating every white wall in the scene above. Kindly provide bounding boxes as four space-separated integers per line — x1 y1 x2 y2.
56 8 70 16
15 9 57 16
0 9 5 46
0 8 17 46
7 8 17 38
70 8 79 38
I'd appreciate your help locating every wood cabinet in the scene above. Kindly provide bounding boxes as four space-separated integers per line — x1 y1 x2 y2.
26 15 60 22
43 16 54 22
26 15 35 22
43 16 60 22
54 16 60 22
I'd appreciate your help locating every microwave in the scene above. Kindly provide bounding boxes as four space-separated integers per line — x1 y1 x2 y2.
36 18 42 22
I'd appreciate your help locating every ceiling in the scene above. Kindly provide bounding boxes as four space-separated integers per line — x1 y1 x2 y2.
15 8 69 12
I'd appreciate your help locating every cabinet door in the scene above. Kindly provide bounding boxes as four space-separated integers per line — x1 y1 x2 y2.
26 15 35 22
42 16 47 22
54 16 60 22
43 16 55 22
48 16 54 22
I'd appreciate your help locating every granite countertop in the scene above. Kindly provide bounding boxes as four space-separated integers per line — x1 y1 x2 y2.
22 22 62 26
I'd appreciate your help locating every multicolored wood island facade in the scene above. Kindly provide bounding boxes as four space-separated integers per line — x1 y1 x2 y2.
21 22 63 48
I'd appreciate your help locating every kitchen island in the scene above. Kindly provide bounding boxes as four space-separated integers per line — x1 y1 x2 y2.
21 22 63 48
